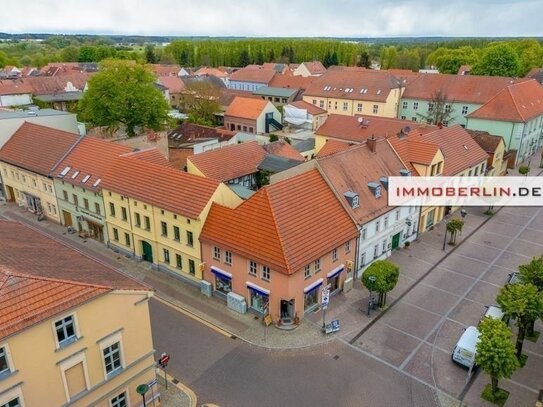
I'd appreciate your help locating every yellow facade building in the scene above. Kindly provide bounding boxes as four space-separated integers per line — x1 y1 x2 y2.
0 122 81 223
302 67 404 119
101 151 241 283
0 220 156 407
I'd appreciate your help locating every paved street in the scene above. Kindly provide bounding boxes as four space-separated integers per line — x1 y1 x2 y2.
348 205 543 407
149 298 441 407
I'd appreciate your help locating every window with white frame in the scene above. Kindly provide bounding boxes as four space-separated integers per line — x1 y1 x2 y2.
462 105 468 115
213 246 221 261
261 266 270 281
55 315 77 347
343 102 349 111
163 248 170 264
395 209 400 221
373 105 379 114
384 216 389 229
361 228 367 240
413 102 418 110
373 244 379 258
225 251 232 265
357 103 363 112
110 391 128 407
402 101 408 109
382 240 387 253
375 221 380 233
360 252 366 266
249 260 257 276
314 258 321 272
103 342 122 376
344 240 351 253
304 264 311 279
445 104 451 112
332 248 338 262
0 346 11 377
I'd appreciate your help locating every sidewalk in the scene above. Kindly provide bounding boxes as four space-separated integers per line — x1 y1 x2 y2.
0 200 494 350
156 368 196 407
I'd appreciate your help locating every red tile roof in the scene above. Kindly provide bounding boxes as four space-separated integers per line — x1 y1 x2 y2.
229 68 276 84
301 61 326 75
188 141 267 182
102 154 219 219
25 73 89 95
388 136 441 174
288 100 327 115
157 76 185 93
268 74 316 90
466 130 505 153
263 140 305 162
467 80 543 122
0 220 150 339
200 170 357 274
0 80 33 95
317 140 405 224
120 147 171 166
194 67 228 78
390 125 488 176
316 139 355 158
0 122 81 176
52 137 132 191
304 68 402 102
402 73 526 104
0 268 109 339
224 96 270 120
148 64 181 77
316 114 436 144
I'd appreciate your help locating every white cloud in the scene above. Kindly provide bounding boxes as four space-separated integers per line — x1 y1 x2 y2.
1 0 541 37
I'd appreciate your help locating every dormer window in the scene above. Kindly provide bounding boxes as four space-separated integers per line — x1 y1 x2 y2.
352 195 359 208
344 191 359 209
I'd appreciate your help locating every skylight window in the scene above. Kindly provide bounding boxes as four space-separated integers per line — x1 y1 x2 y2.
93 178 101 187
71 171 80 179
59 166 71 177
81 175 91 183
376 89 382 95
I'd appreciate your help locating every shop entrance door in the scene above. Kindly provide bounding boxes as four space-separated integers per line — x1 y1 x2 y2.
62 211 73 227
6 186 15 202
280 299 295 321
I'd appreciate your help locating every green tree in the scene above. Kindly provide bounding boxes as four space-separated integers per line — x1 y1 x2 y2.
78 45 96 62
255 50 265 65
0 51 8 68
447 219 464 245
357 50 371 68
78 60 170 137
518 255 543 336
361 260 400 308
238 50 251 67
267 48 276 63
471 43 521 77
518 165 530 176
329 51 339 67
380 46 398 70
60 45 80 62
497 283 543 360
179 81 221 125
145 45 158 64
476 317 519 402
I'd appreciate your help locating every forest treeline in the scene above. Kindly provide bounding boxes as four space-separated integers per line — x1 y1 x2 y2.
1 36 542 77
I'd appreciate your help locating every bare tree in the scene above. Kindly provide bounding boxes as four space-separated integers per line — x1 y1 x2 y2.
179 82 222 126
417 89 456 126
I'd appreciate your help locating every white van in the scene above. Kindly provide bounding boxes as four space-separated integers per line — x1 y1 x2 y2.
483 305 504 321
452 326 480 368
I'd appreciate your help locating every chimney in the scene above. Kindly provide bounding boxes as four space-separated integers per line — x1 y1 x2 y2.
438 122 443 129
367 135 377 153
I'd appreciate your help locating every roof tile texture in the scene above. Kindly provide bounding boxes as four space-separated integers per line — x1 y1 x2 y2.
224 96 270 120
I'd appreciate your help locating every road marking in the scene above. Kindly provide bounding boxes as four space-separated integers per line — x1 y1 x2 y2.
153 296 234 338
399 207 543 373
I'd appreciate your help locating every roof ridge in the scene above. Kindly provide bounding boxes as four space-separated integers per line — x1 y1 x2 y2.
0 266 112 290
49 134 85 176
507 82 529 122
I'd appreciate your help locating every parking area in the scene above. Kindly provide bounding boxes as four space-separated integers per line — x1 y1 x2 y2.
350 205 543 406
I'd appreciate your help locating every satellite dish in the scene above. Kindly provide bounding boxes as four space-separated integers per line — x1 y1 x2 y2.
358 117 364 123
403 126 411 134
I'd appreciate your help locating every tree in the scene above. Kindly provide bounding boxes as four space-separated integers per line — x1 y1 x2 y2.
416 89 456 125
78 60 170 137
78 45 96 62
518 255 543 336
267 49 276 63
179 81 221 125
238 50 251 67
255 50 265 65
145 45 158 64
380 46 398 70
447 219 464 245
60 46 80 62
471 44 521 77
518 164 530 176
361 260 399 308
358 50 371 68
322 51 332 68
329 51 339 67
475 317 519 403
497 283 543 360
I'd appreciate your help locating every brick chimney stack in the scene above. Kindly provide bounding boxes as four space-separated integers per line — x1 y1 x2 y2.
367 135 377 153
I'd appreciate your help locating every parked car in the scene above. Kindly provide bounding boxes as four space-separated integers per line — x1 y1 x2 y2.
452 326 480 368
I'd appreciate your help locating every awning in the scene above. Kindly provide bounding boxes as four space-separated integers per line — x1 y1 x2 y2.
327 265 344 279
304 278 323 293
211 266 232 279
246 281 270 295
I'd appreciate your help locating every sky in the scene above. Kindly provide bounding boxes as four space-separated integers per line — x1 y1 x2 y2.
1 0 541 38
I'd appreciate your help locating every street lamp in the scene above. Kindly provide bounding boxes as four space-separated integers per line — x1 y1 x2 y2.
460 208 467 219
442 218 450 251
367 275 376 316
136 384 149 407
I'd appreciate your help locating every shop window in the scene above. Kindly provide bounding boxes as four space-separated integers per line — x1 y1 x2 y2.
215 274 232 294
304 289 318 311
249 288 268 314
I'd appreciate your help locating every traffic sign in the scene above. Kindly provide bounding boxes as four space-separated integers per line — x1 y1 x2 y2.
321 286 330 309
158 353 170 368
147 379 157 387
